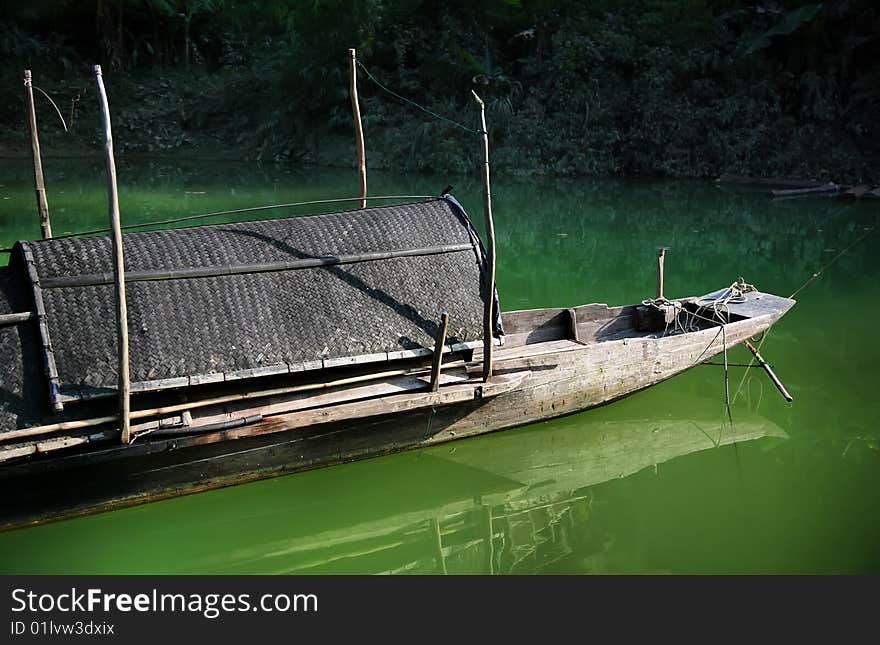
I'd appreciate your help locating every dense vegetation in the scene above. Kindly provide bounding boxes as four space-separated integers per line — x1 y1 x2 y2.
1 1 877 180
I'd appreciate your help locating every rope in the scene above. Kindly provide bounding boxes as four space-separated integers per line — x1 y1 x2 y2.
32 86 68 132
731 225 875 406
789 226 875 299
643 283 746 429
356 61 480 135
722 324 732 425
695 278 757 324
641 278 756 339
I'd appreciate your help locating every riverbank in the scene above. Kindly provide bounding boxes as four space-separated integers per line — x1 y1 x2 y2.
2 3 877 182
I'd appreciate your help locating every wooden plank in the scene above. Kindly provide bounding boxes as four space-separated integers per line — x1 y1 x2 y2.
323 353 389 369
696 291 796 318
253 371 529 433
501 307 568 335
0 361 472 443
19 243 63 412
222 364 289 381
567 308 580 343
180 370 473 430
430 313 450 392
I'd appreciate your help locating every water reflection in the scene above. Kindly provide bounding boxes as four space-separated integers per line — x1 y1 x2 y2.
169 407 785 575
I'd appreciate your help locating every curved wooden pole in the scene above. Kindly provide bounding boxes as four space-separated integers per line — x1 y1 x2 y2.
23 70 52 239
349 49 367 208
94 65 131 445
472 91 496 382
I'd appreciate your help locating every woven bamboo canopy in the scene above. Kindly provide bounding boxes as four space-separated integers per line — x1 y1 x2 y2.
0 197 502 417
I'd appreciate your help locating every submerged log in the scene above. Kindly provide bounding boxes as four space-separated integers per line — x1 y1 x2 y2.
716 174 825 189
771 182 840 198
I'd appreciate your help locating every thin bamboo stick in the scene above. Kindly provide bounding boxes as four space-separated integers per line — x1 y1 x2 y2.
429 312 450 392
472 91 496 383
94 65 131 445
744 340 793 403
23 70 52 239
0 311 35 326
0 360 469 443
349 49 367 208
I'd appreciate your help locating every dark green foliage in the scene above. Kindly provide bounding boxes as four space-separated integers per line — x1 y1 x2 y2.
0 0 876 180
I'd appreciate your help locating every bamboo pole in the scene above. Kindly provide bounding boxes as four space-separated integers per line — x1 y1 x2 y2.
0 311 35 327
0 360 469 443
93 65 131 445
472 91 496 382
349 49 367 208
23 70 52 239
429 312 450 392
656 247 666 300
744 340 793 403
41 242 473 289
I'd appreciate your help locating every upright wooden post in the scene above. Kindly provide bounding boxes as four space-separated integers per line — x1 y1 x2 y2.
472 91 496 383
93 65 131 445
23 70 52 239
656 247 666 300
429 312 450 392
349 49 367 208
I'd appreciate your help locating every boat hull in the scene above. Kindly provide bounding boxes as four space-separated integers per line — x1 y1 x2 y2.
0 302 789 531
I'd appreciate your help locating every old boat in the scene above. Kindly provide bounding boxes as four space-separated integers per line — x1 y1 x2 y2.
0 194 794 530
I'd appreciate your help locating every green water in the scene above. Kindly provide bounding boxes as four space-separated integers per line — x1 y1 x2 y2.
0 157 878 574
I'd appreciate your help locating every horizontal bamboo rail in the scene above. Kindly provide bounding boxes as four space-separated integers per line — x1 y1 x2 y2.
0 311 35 326
41 243 474 289
0 360 468 443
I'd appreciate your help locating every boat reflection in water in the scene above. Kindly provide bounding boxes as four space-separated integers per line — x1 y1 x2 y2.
173 406 784 575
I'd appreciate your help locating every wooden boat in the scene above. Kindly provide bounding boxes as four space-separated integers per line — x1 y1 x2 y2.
0 194 795 531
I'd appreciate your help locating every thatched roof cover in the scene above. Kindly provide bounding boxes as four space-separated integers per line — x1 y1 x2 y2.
12 196 501 400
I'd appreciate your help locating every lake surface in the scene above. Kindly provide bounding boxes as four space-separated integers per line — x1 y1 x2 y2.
0 157 877 574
